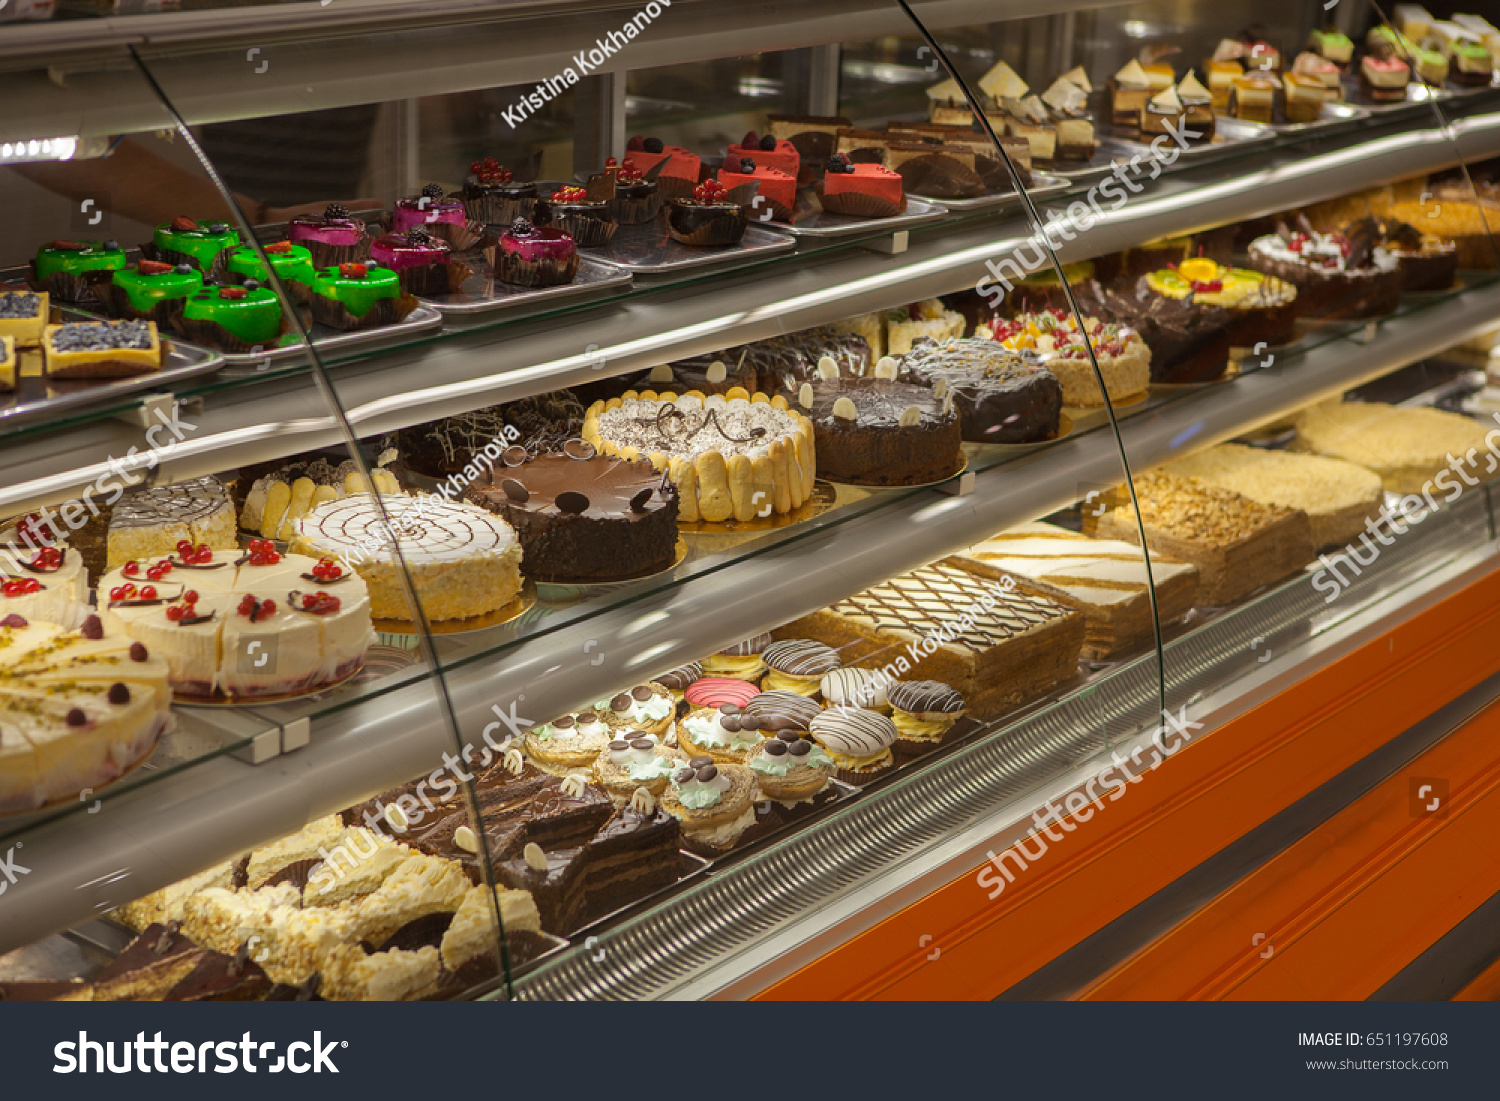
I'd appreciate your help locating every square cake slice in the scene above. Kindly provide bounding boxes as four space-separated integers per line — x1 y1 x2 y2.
779 561 1084 718
0 291 48 347
1090 470 1315 606
952 522 1199 660
43 320 162 379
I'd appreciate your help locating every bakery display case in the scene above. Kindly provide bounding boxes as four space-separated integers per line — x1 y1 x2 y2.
2 0 1500 1002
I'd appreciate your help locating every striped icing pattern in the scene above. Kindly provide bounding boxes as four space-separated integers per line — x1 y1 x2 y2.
684 676 760 710
887 679 965 714
297 495 516 564
762 639 841 676
809 709 897 756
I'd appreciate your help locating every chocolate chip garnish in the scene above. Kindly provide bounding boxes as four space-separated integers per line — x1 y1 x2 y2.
107 683 130 705
609 739 630 751
563 438 596 461
631 686 653 701
764 739 787 755
720 716 741 733
554 714 576 728
777 730 800 743
630 737 654 751
501 478 528 504
577 712 598 725
718 703 740 716
628 487 652 513
696 764 718 782
674 768 695 784
502 445 530 466
739 715 761 731
689 755 713 769
80 615 103 640
66 708 87 727
555 491 589 514
788 739 811 756
129 642 148 662
610 692 631 712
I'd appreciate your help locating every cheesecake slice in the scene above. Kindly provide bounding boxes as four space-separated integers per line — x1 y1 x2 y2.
1205 59 1243 108
1284 73 1328 123
1175 71 1216 139
1001 94 1056 165
1041 75 1096 161
1110 58 1152 127
978 60 1029 107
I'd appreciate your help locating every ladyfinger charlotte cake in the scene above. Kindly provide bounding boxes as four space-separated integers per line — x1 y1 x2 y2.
0 613 172 813
98 542 374 701
583 390 816 523
292 494 523 623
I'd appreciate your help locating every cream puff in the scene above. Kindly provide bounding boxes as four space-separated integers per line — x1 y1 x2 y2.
676 703 763 764
761 639 841 697
819 667 890 713
601 682 676 741
740 690 823 738
887 680 967 757
808 709 897 784
747 732 836 804
701 633 774 682
660 757 757 856
524 710 612 774
592 734 684 802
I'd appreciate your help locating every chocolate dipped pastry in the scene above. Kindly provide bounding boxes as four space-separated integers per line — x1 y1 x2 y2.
602 156 667 224
761 638 841 696
666 178 750 247
740 689 823 737
808 708 897 784
791 360 962 485
458 157 538 225
466 438 678 583
886 679 967 757
896 337 1062 444
1246 220 1402 319
539 182 617 248
701 632 774 681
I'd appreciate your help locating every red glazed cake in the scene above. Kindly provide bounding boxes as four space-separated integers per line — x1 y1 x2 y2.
624 135 701 198
717 158 796 221
819 158 905 218
728 131 800 178
496 219 579 287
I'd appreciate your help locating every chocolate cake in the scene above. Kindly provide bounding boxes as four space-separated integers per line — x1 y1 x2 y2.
581 801 683 920
1073 281 1234 384
792 375 961 485
496 845 589 933
896 337 1062 443
396 405 511 479
466 440 680 583
1246 220 1403 319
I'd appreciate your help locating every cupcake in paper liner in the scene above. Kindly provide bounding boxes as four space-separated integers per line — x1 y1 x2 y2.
538 175 619 247
592 735 685 802
307 261 418 332
223 241 316 304
665 178 754 247
488 219 579 288
808 708 897 784
143 216 241 281
30 239 127 305
458 157 540 227
287 203 374 270
887 680 966 758
747 731 835 803
600 155 667 224
174 281 304 354
369 228 472 297
93 260 201 325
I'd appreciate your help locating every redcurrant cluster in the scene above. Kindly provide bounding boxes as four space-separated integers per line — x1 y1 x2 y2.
237 594 277 621
311 556 344 581
2 578 41 596
29 547 63 571
298 591 342 615
691 180 730 204
107 582 150 602
175 540 214 564
246 539 281 566
551 186 588 202
469 156 514 185
165 590 201 621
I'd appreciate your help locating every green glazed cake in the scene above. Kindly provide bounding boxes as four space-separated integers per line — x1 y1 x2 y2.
227 241 316 288
308 262 409 331
151 217 241 275
178 282 284 348
31 239 128 303
103 261 203 319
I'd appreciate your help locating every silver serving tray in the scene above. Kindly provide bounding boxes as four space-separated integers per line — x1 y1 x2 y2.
0 299 225 432
215 305 444 371
1108 117 1277 164
775 195 949 238
912 171 1071 212
415 254 631 321
1268 100 1372 133
586 221 795 277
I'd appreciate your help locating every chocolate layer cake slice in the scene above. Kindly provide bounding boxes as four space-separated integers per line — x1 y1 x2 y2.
580 801 684 922
522 777 613 850
780 561 1084 718
496 844 590 934
91 922 208 1000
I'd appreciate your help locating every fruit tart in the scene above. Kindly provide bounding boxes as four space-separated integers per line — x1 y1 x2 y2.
665 178 749 246
457 156 538 226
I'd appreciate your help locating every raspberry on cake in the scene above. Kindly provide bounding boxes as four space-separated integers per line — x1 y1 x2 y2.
583 390 816 523
716 157 796 221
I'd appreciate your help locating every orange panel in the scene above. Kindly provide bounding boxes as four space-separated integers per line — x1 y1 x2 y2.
1452 954 1500 1000
757 563 1500 1001
1081 698 1500 999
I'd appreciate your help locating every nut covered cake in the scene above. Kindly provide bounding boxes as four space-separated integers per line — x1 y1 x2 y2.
779 561 1084 718
293 494 523 622
584 390 815 522
108 475 238 571
1090 470 1315 606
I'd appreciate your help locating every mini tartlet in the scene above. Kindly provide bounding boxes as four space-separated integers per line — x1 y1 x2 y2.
666 179 749 247
741 689 823 738
676 703 763 764
600 683 676 741
747 731 835 803
887 680 967 757
592 734 684 801
761 639 841 696
458 157 538 226
525 710 613 774
492 218 578 288
808 708 897 784
660 757 758 855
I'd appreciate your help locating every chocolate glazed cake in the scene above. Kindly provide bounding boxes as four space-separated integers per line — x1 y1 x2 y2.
793 376 962 485
897 337 1062 444
1073 281 1233 385
467 438 679 583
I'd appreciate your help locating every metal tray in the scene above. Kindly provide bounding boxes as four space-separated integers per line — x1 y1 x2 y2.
912 171 1071 212
216 305 444 371
1268 100 1373 133
586 221 795 277
775 196 949 238
414 254 631 321
1339 76 1452 114
0 302 225 432
1108 117 1277 164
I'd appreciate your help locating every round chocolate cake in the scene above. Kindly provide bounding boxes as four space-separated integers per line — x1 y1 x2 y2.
793 376 961 485
897 337 1063 444
467 441 679 583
